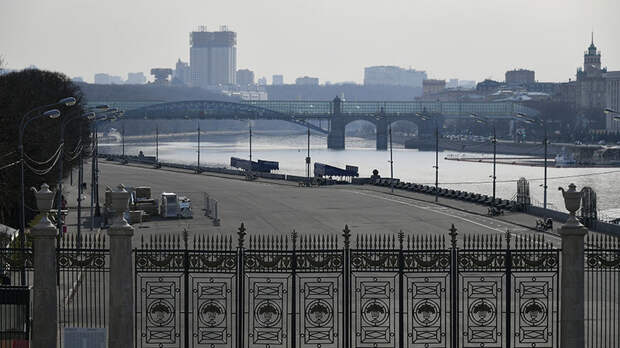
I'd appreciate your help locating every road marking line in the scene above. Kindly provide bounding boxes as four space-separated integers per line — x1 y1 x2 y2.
350 190 561 244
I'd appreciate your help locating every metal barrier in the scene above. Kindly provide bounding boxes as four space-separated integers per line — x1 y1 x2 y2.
133 225 560 348
57 233 109 347
0 286 29 341
585 234 620 348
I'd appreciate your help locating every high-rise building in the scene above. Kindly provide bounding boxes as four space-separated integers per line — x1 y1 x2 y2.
604 71 620 130
257 77 267 86
272 74 284 85
236 69 255 86
505 69 535 85
190 26 237 88
295 76 319 85
173 59 190 86
72 77 84 83
126 72 146 84
575 34 607 109
364 66 427 87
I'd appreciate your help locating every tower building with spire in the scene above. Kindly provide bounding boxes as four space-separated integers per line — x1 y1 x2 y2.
575 33 607 109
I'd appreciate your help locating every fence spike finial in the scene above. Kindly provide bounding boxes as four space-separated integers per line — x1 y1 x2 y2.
237 223 247 249
506 230 512 250
449 224 458 249
398 231 404 250
343 225 351 249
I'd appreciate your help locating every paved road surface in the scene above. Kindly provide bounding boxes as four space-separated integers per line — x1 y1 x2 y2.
89 161 561 247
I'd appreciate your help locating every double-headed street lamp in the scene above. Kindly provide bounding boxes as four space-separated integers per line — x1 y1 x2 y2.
470 114 498 213
416 111 439 202
18 97 75 286
56 111 96 238
19 98 75 241
514 112 548 210
91 109 121 220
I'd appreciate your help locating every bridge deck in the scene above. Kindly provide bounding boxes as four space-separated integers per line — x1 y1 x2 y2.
107 100 539 120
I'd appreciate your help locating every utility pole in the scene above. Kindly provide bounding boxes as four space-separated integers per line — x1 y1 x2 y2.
434 123 439 202
492 124 497 210
121 123 125 160
77 126 83 247
155 124 159 164
249 124 253 178
197 122 201 173
306 128 311 184
389 123 394 194
543 125 548 210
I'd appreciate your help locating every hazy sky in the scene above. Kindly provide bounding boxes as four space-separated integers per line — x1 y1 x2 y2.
1 0 618 84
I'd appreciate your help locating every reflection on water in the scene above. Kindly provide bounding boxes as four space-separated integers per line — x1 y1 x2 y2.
99 133 620 219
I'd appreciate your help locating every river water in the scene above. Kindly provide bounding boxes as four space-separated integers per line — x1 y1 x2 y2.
99 132 620 219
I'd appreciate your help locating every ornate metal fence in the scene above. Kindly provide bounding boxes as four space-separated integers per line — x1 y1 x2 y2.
57 233 109 347
585 234 620 348
0 247 33 287
133 225 561 348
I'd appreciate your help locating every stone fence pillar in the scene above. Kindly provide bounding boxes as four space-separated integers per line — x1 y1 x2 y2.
558 183 587 348
31 219 57 348
107 186 134 347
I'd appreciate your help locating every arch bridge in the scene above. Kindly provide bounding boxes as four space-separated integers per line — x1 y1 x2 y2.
123 98 539 150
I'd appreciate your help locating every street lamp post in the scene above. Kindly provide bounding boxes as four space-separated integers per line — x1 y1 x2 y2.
18 97 75 260
306 127 311 185
470 114 497 212
121 122 125 161
91 109 119 222
197 121 201 173
389 123 394 194
416 112 439 202
247 123 254 179
18 103 67 285
56 112 96 240
515 112 548 210
156 124 159 165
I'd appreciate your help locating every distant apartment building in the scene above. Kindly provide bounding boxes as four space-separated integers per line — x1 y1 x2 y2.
190 26 237 88
505 69 535 85
126 72 146 84
71 77 84 83
236 69 255 86
458 80 476 89
422 79 446 96
364 66 427 88
446 78 476 90
272 74 284 85
604 71 620 130
446 79 459 89
257 77 267 86
295 76 319 85
173 59 190 85
94 73 123 84
94 73 110 84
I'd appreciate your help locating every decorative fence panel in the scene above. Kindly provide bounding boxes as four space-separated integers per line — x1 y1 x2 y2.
0 247 33 287
585 234 620 348
132 226 561 348
56 234 110 347
134 233 237 348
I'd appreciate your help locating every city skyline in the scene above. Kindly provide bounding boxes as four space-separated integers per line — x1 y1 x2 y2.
1 0 618 84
